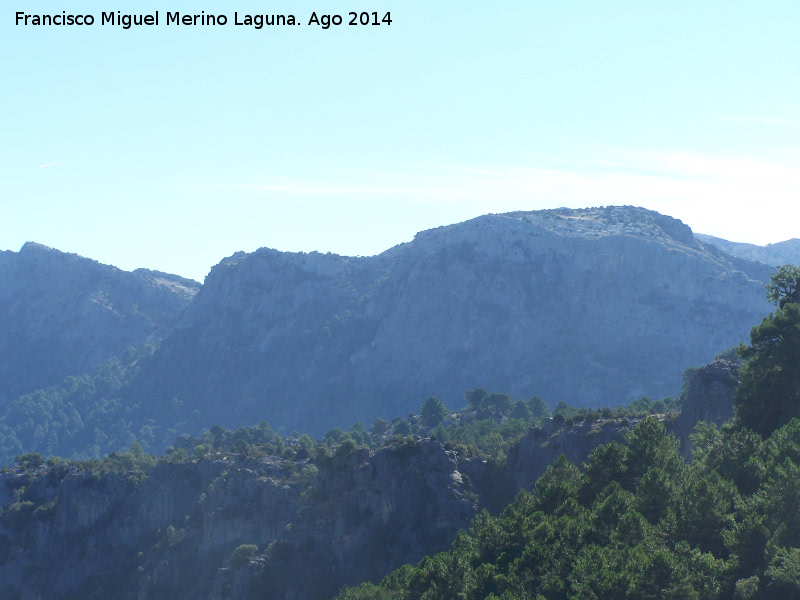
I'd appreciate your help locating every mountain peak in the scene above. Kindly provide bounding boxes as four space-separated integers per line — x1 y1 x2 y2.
501 206 697 246
19 241 55 253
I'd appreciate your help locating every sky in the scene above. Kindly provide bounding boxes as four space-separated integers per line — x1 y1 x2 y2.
2 1 799 282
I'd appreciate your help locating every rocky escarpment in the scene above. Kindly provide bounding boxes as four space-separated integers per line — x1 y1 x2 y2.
0 456 304 600
506 416 636 492
0 440 480 600
243 440 481 600
241 418 669 599
0 422 647 600
130 206 772 440
672 358 740 457
0 243 199 406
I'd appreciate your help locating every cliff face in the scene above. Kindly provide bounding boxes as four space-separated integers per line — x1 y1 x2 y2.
0 457 303 600
506 417 634 492
0 419 662 600
672 358 739 457
0 439 482 600
131 206 772 439
0 243 199 406
244 440 481 599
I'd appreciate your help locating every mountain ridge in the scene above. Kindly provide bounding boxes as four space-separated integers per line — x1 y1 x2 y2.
127 206 773 441
695 233 800 267
0 207 784 458
0 242 199 408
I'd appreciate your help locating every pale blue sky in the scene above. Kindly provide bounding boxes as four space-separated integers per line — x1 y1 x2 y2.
3 1 799 281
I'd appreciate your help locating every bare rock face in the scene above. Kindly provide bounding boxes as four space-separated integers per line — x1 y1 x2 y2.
0 415 719 600
0 440 479 600
0 243 199 406
243 440 480 599
131 206 772 440
672 358 739 457
506 417 633 492
0 457 303 600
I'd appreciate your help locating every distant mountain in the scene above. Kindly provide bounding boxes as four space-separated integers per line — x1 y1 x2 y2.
695 233 800 267
124 206 773 441
0 243 199 407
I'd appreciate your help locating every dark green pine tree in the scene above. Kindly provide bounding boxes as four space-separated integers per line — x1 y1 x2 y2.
734 265 800 437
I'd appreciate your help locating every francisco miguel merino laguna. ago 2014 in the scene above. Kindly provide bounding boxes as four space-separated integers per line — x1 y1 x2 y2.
15 10 392 29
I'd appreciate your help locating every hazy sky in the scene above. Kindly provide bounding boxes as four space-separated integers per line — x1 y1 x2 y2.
3 1 799 281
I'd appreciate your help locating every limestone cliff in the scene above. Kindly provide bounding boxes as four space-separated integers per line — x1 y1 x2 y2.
241 440 481 599
672 358 739 458
506 416 635 492
0 456 302 599
0 420 667 600
0 440 480 600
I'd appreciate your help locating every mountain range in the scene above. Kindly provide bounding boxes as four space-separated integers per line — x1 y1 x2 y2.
0 206 795 461
695 233 800 267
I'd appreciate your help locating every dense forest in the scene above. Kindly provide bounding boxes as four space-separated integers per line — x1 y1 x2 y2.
0 343 205 465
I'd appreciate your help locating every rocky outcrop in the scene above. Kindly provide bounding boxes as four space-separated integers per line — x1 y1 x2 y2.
506 417 635 492
0 456 302 600
243 440 481 599
0 243 199 406
0 439 482 600
672 358 739 457
0 416 690 600
130 206 773 440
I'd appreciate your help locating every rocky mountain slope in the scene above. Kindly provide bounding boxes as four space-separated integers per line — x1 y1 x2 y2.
128 206 773 440
672 357 739 457
695 233 800 267
0 243 199 407
0 419 639 600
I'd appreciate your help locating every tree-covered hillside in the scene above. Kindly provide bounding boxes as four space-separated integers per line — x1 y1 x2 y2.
0 343 204 465
0 381 687 599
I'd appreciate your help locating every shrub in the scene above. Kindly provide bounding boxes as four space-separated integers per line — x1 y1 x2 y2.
336 438 358 457
15 453 44 470
229 544 259 569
